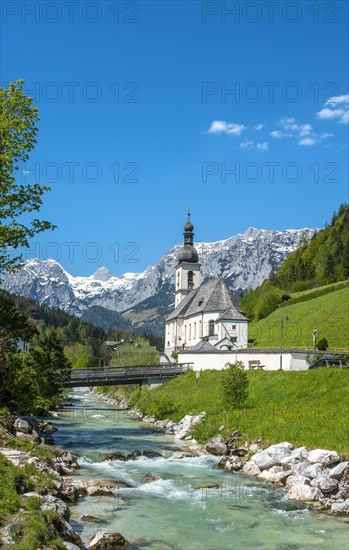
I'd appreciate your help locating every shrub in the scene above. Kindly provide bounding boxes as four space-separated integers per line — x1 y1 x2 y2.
220 362 249 409
317 338 329 351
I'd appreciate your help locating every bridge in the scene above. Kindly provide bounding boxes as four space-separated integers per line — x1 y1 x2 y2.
64 363 192 388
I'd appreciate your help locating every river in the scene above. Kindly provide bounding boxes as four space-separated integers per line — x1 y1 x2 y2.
51 388 349 549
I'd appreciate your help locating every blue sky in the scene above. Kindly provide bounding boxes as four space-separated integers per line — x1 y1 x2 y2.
1 0 348 276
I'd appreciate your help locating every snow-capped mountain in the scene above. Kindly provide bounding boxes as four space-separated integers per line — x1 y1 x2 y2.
1 227 317 335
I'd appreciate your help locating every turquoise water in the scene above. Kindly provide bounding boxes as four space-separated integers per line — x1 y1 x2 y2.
51 389 349 549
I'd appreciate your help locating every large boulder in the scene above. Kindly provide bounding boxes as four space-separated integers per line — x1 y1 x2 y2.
251 442 293 470
14 417 31 434
331 499 349 515
87 531 129 549
206 435 227 456
286 475 323 501
281 447 309 467
258 466 290 484
328 461 349 480
308 449 340 466
173 412 206 440
338 465 349 499
242 461 261 476
40 495 70 520
310 475 339 494
302 463 328 479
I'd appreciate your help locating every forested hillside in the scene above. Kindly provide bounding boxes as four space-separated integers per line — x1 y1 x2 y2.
240 204 349 321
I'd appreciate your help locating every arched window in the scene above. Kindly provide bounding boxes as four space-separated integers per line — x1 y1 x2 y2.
193 322 196 338
188 271 194 290
209 319 215 336
189 323 192 340
177 271 180 289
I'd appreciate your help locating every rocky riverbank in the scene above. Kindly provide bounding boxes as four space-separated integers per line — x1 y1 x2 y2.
115 396 349 518
0 410 131 549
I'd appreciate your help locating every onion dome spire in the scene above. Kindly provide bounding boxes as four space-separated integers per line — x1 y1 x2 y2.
177 207 199 264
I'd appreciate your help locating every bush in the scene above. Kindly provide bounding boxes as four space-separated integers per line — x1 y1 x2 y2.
317 338 329 351
220 362 249 409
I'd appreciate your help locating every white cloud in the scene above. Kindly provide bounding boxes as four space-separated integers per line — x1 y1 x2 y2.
270 130 284 138
207 120 246 136
325 94 349 106
256 142 269 151
254 123 265 130
240 139 254 150
319 132 334 139
298 137 317 146
316 93 349 124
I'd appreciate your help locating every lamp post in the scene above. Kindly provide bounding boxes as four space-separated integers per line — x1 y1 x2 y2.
313 328 317 351
279 315 289 370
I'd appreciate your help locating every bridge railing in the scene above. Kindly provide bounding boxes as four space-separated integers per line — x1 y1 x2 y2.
65 362 193 378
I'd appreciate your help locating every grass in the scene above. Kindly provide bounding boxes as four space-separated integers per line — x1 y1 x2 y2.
249 286 349 349
0 453 64 549
130 369 349 454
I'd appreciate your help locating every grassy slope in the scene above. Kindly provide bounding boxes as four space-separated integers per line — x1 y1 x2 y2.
248 286 349 349
133 369 349 454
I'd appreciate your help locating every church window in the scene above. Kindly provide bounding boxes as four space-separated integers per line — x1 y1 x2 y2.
189 324 192 340
194 322 196 338
188 271 194 290
209 319 215 336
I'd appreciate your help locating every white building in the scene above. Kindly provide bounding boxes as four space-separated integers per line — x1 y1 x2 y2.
164 213 248 356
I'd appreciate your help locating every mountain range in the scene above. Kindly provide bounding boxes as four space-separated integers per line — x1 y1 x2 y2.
1 226 317 336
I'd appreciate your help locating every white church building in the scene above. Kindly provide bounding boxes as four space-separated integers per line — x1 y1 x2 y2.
164 213 248 356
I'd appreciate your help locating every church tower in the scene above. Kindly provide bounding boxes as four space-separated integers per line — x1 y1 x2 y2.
175 210 201 307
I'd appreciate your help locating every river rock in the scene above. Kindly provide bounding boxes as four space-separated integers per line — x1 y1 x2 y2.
196 482 220 490
41 495 70 520
308 449 340 466
286 475 323 501
44 513 82 547
310 475 339 494
173 412 206 440
101 453 126 461
290 461 311 476
87 531 129 549
224 456 246 471
242 461 261 476
14 417 31 434
280 446 309 467
0 448 30 467
126 450 142 460
142 450 163 459
302 463 328 479
331 499 349 515
229 447 248 457
63 543 81 550
338 465 349 499
81 516 103 523
328 461 349 480
258 466 290 484
251 442 293 470
206 435 227 456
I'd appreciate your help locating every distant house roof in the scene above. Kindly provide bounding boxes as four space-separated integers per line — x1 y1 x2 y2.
166 277 247 322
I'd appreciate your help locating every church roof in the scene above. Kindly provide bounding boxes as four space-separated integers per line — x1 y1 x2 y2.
187 340 218 352
166 276 248 321
216 307 248 321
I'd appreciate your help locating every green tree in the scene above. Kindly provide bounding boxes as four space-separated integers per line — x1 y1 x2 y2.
24 328 71 409
0 80 55 273
220 362 249 409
